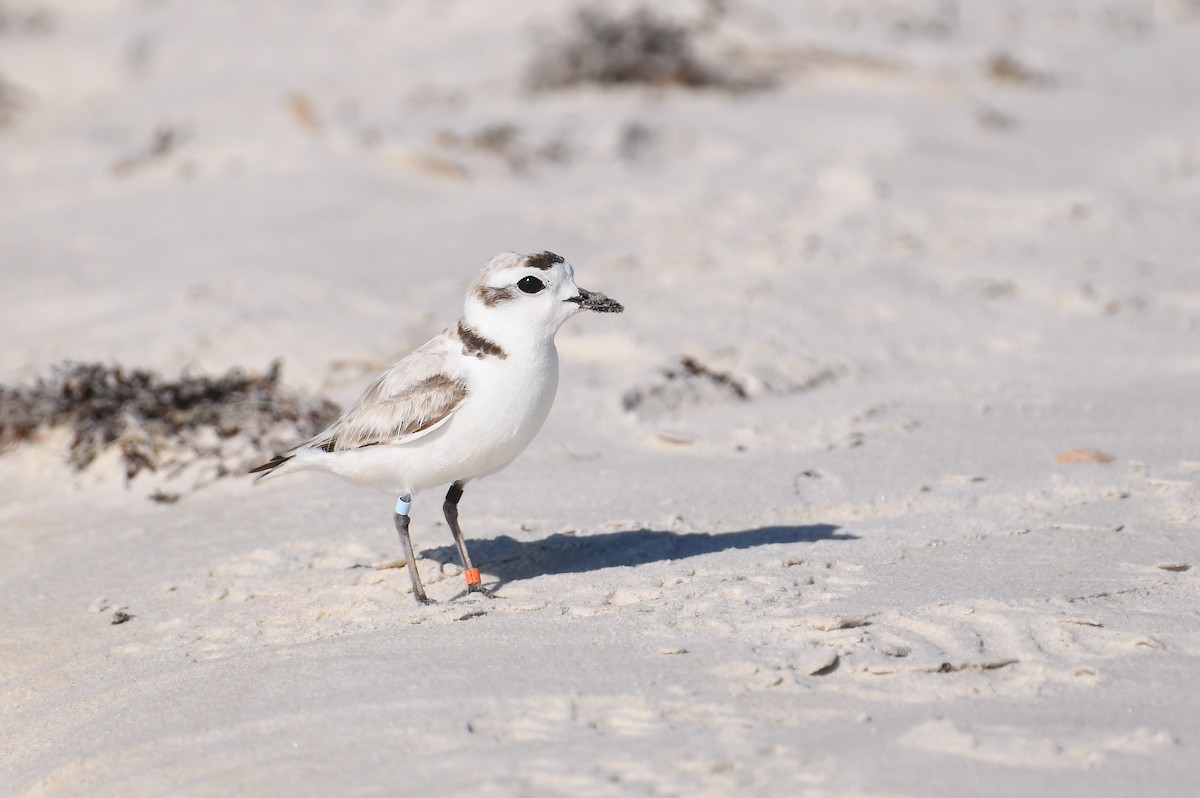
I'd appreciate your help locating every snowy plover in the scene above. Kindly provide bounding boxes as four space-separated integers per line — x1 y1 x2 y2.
251 251 623 603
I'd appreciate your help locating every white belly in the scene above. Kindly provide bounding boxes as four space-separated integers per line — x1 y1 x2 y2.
313 347 559 496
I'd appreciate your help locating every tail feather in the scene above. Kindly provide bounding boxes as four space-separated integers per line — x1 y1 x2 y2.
249 454 294 476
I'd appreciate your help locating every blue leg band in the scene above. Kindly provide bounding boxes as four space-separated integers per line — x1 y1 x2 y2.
395 496 412 516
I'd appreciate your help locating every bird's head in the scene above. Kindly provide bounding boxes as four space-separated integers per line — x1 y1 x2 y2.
463 251 623 344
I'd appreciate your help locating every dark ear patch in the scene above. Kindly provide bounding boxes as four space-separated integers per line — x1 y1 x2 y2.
526 251 564 270
476 285 516 306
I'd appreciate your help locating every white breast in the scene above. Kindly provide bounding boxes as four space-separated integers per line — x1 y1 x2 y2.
452 342 560 475
315 343 560 496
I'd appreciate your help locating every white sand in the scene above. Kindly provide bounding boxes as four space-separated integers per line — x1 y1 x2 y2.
2 2 1199 795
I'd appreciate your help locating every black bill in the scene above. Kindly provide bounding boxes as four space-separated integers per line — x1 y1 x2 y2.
567 287 624 313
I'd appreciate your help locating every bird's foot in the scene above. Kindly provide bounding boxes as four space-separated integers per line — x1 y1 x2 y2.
467 583 495 599
463 567 495 598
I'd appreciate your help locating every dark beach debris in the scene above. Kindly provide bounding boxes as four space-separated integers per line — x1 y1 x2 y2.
622 355 747 416
455 609 488 622
930 659 1018 674
0 74 28 127
112 123 189 177
527 5 772 92
0 360 340 492
0 3 55 36
976 106 1017 132
111 611 133 625
674 356 749 399
435 123 572 174
985 51 1054 87
623 353 844 419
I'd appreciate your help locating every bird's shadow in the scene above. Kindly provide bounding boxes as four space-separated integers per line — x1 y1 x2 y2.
422 524 853 587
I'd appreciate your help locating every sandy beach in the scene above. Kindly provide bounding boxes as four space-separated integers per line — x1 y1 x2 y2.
2 1 1199 795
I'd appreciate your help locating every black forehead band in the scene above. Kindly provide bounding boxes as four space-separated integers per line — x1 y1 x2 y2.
525 251 564 270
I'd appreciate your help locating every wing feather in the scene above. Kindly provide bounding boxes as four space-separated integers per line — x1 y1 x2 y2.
306 333 468 452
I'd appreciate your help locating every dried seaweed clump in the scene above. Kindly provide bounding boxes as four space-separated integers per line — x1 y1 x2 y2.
623 354 845 420
0 361 339 491
0 75 27 128
527 6 768 92
435 123 572 174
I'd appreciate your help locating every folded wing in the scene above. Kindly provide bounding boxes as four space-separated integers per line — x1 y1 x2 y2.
309 335 468 452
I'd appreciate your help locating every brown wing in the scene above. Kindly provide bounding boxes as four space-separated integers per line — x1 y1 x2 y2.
310 373 467 452
300 329 469 453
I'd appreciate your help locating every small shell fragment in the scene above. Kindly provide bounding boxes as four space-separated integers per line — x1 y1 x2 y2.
1053 448 1115 464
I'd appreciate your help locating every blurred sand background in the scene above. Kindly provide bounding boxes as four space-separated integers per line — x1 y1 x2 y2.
2 1 1199 795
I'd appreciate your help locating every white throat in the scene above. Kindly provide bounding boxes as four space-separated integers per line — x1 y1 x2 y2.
461 300 565 360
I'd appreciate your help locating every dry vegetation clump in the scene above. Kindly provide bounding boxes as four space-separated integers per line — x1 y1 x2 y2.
0 75 27 127
111 123 188 176
0 3 54 128
527 5 770 92
622 354 844 419
0 361 339 489
435 123 572 174
985 51 1054 87
0 3 55 35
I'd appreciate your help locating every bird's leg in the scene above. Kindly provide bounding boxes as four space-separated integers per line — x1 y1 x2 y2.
394 496 433 605
443 481 489 595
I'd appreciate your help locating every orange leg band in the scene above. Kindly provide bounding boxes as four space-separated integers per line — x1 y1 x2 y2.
464 568 481 587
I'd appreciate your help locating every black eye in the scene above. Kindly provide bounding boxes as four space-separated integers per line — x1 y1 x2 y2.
518 276 545 294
